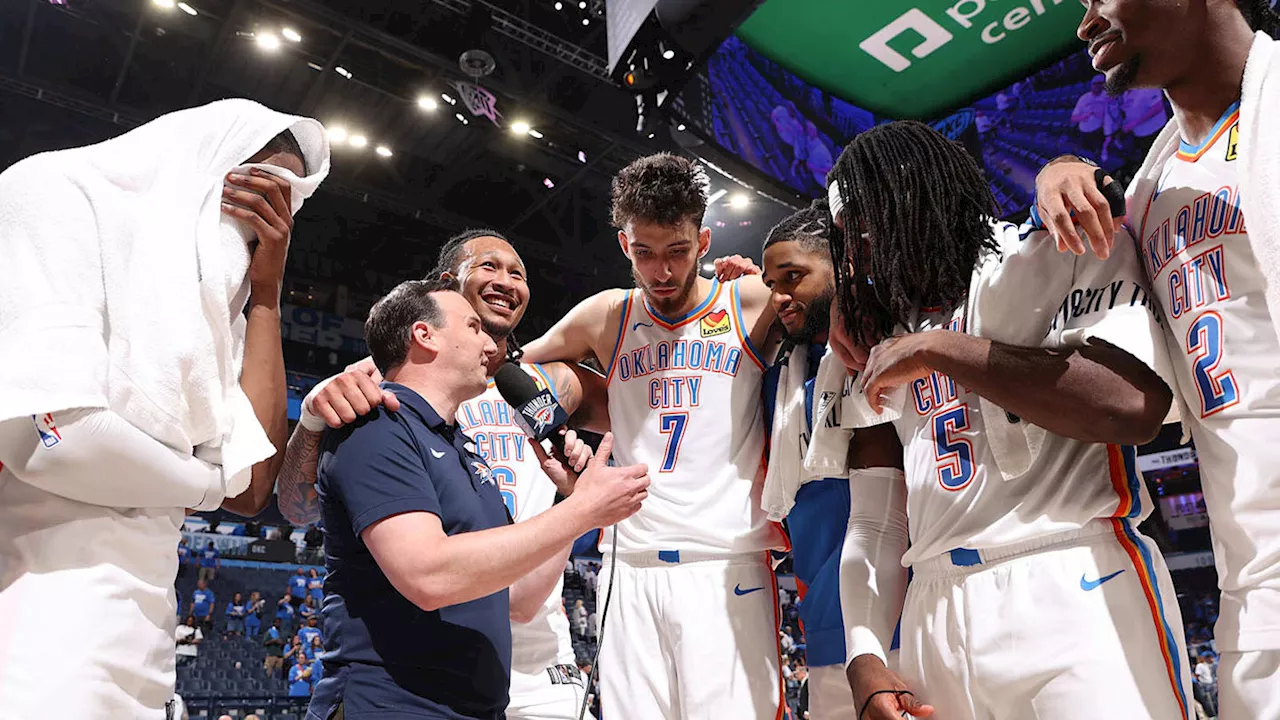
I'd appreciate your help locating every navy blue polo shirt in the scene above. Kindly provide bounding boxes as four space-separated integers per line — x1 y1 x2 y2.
309 382 513 720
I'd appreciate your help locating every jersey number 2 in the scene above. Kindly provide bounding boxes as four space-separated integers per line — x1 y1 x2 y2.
658 412 688 473
1187 311 1238 417
932 406 974 491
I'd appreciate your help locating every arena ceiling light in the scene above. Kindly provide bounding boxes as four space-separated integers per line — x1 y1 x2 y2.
327 126 348 143
582 17 589 25
375 146 393 158
510 120 531 136
417 96 438 111
455 113 469 125
281 27 302 43
152 0 175 9
554 1 562 8
729 193 750 209
528 129 545 139
177 2 197 15
348 134 368 149
442 93 457 105
255 32 281 51
543 178 555 189
334 66 353 79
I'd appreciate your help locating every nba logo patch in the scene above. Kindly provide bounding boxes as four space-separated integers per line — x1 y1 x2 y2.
700 309 730 338
32 413 62 449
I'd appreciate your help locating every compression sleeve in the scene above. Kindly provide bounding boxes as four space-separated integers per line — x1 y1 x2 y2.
840 467 910 667
0 408 224 510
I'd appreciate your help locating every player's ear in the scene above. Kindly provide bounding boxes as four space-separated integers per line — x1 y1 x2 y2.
697 227 711 258
617 230 630 258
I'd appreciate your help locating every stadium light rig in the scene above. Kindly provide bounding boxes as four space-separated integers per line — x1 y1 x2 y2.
417 96 438 111
281 27 302 43
255 32 281 51
177 2 197 15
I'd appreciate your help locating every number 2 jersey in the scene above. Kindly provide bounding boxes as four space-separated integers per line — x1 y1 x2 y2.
890 221 1170 567
456 366 576 674
1134 101 1280 652
604 279 786 555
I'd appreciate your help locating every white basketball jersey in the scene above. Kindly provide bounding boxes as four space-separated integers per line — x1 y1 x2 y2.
604 279 784 555
891 222 1167 566
457 366 576 672
1136 101 1280 651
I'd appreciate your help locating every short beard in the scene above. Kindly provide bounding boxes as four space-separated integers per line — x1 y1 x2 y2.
633 262 699 316
1105 58 1142 96
784 288 833 345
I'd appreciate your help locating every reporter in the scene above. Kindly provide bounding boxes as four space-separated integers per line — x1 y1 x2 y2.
308 280 648 720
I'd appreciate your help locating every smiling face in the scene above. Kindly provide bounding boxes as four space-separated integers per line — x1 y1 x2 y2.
1077 0 1203 94
762 240 834 344
451 236 529 341
620 219 710 316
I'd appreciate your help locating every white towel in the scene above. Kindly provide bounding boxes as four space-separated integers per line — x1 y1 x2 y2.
762 346 810 521
1125 31 1280 437
801 348 903 485
0 99 330 503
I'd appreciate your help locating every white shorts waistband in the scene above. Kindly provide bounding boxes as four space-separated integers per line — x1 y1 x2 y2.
612 550 767 569
910 518 1121 580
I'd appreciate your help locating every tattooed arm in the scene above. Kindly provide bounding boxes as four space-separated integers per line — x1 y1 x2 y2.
536 361 610 435
277 424 323 526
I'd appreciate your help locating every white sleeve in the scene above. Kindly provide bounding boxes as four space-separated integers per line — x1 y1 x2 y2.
840 467 910 667
0 408 224 510
1046 227 1177 390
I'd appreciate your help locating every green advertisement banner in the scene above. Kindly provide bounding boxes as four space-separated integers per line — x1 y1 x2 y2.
736 0 1089 118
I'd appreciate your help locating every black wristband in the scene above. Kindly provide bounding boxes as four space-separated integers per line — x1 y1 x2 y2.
858 689 914 720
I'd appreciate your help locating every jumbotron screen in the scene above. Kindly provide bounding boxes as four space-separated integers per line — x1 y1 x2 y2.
675 35 1171 216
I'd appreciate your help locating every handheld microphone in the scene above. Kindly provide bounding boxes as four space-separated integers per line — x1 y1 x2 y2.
494 362 569 453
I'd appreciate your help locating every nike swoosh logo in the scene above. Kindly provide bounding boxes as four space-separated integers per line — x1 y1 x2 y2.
733 584 765 596
633 321 654 331
1080 569 1125 591
430 449 446 459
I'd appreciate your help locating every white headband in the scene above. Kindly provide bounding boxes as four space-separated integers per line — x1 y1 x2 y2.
827 179 845 221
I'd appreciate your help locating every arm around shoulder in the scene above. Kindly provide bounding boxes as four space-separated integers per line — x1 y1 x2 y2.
521 289 628 365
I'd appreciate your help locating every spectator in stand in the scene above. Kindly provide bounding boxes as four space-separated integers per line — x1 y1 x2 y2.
780 626 796 655
1194 652 1219 717
288 652 313 699
189 580 215 632
175 616 202 667
284 635 304 668
1070 75 1110 159
288 567 309 608
244 590 265 638
298 615 322 650
587 610 598 642
795 664 810 720
310 651 325 693
225 592 247 638
571 599 588 640
307 568 324 605
197 541 220 584
177 537 192 579
264 618 286 677
299 595 318 621
305 634 324 662
276 591 297 634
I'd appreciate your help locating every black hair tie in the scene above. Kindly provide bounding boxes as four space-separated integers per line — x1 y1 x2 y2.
859 689 915 719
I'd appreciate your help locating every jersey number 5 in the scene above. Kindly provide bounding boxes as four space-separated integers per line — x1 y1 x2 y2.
658 412 689 473
932 405 974 491
1187 311 1238 417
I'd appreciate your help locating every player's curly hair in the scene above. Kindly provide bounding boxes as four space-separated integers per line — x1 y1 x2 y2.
826 121 998 347
1237 0 1280 37
763 198 832 261
610 153 710 229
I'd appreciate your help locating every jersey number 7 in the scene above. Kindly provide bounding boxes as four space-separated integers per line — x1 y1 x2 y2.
658 412 689 473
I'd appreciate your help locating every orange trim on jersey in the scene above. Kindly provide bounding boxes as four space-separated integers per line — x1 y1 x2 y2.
1176 108 1239 163
528 362 555 398
1109 519 1191 720
731 281 767 371
1106 444 1134 518
604 291 635 385
768 557 786 720
642 281 722 330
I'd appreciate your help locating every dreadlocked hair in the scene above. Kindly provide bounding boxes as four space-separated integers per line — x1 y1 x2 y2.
762 198 832 261
826 121 998 347
611 153 710 229
1237 0 1280 37
426 227 525 363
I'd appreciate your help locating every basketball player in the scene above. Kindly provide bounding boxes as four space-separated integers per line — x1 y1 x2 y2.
755 201 905 719
0 100 329 717
276 230 602 720
1032 3 1280 717
823 122 1192 720
519 154 788 719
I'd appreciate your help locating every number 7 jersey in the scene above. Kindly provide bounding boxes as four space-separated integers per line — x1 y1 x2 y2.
1136 101 1280 653
604 279 785 555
